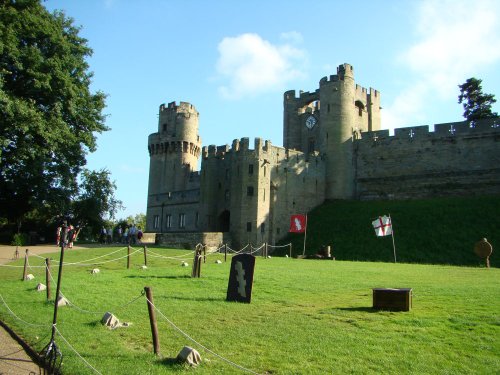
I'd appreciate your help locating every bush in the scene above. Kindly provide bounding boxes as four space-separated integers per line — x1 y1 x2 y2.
11 233 29 246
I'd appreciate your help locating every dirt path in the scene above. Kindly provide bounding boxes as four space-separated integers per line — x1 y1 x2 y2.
0 244 76 374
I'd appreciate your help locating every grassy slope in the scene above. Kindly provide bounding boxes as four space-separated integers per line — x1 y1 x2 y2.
277 196 500 267
0 248 499 374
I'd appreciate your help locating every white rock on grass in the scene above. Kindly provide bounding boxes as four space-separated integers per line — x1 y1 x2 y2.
181 262 189 267
177 346 201 366
36 283 46 291
25 274 35 281
91 268 100 274
101 312 131 329
57 296 69 307
141 265 148 270
215 260 222 264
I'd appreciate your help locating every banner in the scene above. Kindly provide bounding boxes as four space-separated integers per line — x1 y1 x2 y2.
290 214 307 233
372 215 392 237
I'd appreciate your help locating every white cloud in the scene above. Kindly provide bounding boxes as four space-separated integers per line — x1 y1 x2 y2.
384 0 500 130
215 33 307 99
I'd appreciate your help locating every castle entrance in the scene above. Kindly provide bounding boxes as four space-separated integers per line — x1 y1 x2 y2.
218 210 230 232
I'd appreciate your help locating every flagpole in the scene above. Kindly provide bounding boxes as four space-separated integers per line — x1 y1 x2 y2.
389 214 397 263
302 214 308 256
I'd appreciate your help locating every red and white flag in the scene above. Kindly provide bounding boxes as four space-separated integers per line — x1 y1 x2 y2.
290 214 307 233
372 215 392 237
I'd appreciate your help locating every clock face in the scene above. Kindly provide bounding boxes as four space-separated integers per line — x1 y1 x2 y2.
305 115 317 129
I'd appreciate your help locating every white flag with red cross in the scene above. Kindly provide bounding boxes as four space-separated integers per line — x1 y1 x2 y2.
372 215 392 237
290 214 307 233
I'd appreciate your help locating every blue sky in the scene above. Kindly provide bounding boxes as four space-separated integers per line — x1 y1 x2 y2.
44 0 500 219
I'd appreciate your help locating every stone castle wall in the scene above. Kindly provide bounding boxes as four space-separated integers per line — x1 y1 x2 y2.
355 118 500 199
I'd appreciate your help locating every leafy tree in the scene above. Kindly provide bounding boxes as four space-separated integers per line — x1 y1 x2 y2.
72 169 122 237
0 0 107 230
458 78 498 121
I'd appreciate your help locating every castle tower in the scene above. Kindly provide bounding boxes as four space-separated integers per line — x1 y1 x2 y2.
146 102 202 230
319 64 356 199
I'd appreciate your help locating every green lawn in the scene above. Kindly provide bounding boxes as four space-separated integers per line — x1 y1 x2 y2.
0 246 499 374
279 196 500 267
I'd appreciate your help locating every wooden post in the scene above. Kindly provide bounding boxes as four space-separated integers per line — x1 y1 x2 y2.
265 243 268 258
203 246 206 263
127 245 131 269
144 286 160 355
143 246 147 267
224 244 227 262
45 258 51 301
50 243 66 342
289 243 292 258
22 249 29 281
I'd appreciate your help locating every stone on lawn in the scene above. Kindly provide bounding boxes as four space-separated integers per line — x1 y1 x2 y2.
36 283 46 291
181 261 189 267
215 260 222 264
25 274 35 281
91 268 100 274
176 346 201 366
57 296 69 306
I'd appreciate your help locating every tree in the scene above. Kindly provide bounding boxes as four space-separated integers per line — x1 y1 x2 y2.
458 78 498 121
0 1 107 229
72 169 122 237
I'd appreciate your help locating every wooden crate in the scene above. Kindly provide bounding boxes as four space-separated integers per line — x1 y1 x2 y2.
372 288 412 311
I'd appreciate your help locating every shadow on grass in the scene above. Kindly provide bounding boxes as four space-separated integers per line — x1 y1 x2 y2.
335 307 377 313
124 275 191 280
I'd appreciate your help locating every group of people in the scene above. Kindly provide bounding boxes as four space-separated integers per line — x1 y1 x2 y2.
100 224 143 245
56 222 80 249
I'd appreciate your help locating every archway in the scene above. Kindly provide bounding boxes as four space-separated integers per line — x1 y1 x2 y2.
218 210 230 232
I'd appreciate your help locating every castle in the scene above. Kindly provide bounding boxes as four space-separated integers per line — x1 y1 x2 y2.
146 63 500 248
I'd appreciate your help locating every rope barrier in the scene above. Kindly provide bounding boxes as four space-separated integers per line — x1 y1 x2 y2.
0 293 51 328
145 296 261 375
267 243 291 249
53 325 103 375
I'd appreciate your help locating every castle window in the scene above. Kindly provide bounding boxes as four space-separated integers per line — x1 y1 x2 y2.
166 214 172 229
261 223 265 233
195 212 199 227
247 222 252 232
153 215 159 229
163 123 167 132
179 213 185 228
247 186 254 196
248 164 254 175
355 100 365 117
308 138 315 154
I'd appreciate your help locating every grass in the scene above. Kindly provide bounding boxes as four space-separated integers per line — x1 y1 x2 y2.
278 196 500 267
0 246 498 374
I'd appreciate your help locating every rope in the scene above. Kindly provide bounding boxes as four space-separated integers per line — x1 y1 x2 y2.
0 293 50 328
53 325 103 375
147 250 192 261
62 249 143 266
145 296 261 374
267 243 291 249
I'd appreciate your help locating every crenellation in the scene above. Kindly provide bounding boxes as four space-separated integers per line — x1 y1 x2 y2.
148 63 499 249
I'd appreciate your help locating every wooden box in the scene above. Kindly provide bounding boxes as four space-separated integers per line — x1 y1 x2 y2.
372 288 412 311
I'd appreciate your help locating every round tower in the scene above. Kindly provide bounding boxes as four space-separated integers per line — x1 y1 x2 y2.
319 63 356 199
147 101 202 197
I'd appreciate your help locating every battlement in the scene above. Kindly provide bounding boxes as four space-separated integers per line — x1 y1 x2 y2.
358 118 500 143
159 101 199 116
203 137 274 159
